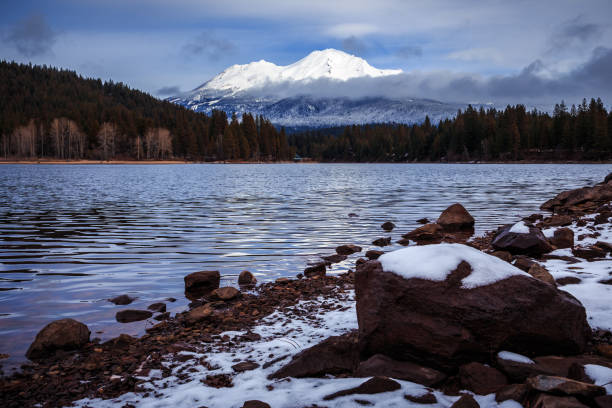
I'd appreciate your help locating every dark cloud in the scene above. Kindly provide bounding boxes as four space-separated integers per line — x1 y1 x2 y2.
396 45 422 59
341 36 368 56
5 14 57 57
241 47 612 106
182 32 235 59
547 15 603 54
156 85 181 96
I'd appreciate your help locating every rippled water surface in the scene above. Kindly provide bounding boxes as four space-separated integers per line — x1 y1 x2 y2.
0 163 610 369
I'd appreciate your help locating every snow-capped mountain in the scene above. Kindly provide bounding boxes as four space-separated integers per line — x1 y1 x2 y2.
168 49 464 128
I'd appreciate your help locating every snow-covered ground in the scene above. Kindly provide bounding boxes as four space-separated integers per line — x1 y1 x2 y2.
74 217 612 408
541 215 612 332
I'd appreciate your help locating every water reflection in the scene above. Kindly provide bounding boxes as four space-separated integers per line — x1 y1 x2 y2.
0 163 610 368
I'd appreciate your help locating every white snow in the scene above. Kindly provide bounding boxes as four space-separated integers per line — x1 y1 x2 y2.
509 221 530 234
195 49 402 95
378 243 530 289
584 364 612 394
497 351 535 364
540 216 612 331
542 227 556 238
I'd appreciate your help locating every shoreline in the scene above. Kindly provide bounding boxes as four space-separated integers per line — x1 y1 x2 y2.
1 175 612 407
1 159 612 165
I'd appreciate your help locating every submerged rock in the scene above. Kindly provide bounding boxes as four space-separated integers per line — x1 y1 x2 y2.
336 244 362 255
238 270 257 285
108 294 135 305
147 302 166 313
372 237 391 247
356 246 591 370
304 262 326 277
381 221 395 231
321 254 347 264
115 309 153 323
26 318 90 359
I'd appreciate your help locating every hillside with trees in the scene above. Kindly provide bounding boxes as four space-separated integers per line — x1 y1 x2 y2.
2 61 610 163
0 61 292 161
289 100 612 162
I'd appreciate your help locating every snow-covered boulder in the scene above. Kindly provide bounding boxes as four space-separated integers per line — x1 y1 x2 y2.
355 243 590 370
492 222 553 255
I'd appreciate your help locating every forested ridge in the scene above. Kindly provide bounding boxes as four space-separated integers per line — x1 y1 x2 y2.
290 100 612 162
1 61 611 162
0 61 292 161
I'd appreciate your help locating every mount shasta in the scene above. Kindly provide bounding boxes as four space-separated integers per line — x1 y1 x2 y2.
168 49 466 128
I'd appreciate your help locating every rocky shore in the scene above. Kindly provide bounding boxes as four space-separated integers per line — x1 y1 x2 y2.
2 174 612 408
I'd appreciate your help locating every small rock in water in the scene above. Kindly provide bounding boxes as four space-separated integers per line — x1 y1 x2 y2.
184 270 220 292
238 270 257 285
322 254 347 264
108 294 135 305
336 244 362 255
165 297 177 302
365 250 384 260
416 217 429 224
348 213 359 218
26 318 90 359
115 309 153 323
304 262 326 277
437 203 475 232
372 237 391 247
147 302 166 313
381 221 395 231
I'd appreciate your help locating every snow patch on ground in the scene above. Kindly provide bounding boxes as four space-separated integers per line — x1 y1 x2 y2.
379 243 530 289
509 221 530 234
498 351 535 364
541 217 612 331
585 364 612 394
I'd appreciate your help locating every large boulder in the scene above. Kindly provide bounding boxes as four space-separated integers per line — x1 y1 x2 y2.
26 318 90 359
356 244 591 371
437 203 475 232
492 222 553 255
541 180 612 214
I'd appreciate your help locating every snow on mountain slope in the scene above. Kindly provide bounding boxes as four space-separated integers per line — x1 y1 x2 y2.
195 49 402 96
168 49 464 128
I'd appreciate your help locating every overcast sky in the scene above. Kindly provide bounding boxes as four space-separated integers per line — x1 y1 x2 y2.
1 0 611 105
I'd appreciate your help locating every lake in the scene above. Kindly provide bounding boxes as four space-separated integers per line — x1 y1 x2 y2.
0 163 610 370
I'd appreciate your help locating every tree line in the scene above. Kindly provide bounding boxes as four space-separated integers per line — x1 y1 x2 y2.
0 61 292 161
289 99 612 162
2 61 611 163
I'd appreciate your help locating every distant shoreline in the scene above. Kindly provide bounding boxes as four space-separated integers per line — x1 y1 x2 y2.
1 159 611 165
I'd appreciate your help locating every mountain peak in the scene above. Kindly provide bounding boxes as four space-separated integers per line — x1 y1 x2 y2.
195 48 402 95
